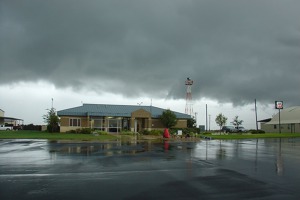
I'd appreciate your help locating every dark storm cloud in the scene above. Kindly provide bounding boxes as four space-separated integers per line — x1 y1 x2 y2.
1 0 300 106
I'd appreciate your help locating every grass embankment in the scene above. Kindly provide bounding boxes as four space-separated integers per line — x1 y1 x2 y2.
0 130 117 141
207 133 300 140
2 131 300 141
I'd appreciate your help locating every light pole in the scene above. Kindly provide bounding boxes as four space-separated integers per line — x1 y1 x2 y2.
255 99 258 131
209 114 211 131
206 104 208 132
275 101 283 133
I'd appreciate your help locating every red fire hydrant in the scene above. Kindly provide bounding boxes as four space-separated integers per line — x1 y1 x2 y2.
163 128 170 138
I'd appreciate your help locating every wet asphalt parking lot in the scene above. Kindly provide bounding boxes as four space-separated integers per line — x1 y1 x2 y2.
1 138 300 200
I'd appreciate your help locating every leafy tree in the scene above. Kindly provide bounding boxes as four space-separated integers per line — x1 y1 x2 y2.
43 107 60 132
160 109 177 128
187 117 197 128
231 116 243 128
215 113 227 132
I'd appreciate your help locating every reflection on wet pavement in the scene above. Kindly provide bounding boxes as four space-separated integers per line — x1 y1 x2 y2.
1 138 300 199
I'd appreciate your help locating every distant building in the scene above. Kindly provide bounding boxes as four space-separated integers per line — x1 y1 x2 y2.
57 104 191 133
0 109 23 126
260 106 300 133
0 109 4 124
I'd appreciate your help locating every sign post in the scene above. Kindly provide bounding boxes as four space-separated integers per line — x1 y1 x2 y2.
275 101 283 133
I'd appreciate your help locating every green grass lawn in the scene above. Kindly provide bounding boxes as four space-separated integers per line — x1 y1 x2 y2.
2 130 300 141
207 133 300 140
0 130 118 141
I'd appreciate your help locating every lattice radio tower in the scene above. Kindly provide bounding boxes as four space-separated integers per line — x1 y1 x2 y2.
185 77 193 116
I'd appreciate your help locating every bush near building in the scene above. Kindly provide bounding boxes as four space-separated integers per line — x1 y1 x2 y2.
249 129 265 134
22 124 43 131
170 128 200 135
141 129 163 136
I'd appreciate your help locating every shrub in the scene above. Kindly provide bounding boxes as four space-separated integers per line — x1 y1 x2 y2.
139 129 162 136
120 130 135 135
250 129 265 134
66 128 93 134
149 130 163 136
79 128 93 134
75 128 81 133
189 132 197 137
141 130 150 135
66 130 77 134
170 128 200 136
22 124 42 131
201 132 212 135
94 130 109 135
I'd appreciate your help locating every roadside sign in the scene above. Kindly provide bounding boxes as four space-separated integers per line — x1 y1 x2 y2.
275 101 283 109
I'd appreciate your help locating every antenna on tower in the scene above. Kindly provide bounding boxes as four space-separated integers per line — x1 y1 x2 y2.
185 77 193 116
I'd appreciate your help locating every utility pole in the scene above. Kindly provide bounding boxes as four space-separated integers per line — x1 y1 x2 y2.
255 99 258 131
150 99 152 115
275 101 283 134
209 114 211 131
205 104 208 132
279 109 281 133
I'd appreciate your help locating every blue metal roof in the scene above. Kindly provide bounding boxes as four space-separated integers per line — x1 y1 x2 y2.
57 103 191 119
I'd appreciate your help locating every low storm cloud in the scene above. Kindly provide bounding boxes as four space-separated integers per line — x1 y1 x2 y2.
1 0 300 107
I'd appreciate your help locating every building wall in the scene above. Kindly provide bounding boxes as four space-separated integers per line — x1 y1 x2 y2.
60 117 69 127
151 119 164 129
60 116 89 132
0 109 4 124
81 118 89 128
60 115 189 132
150 119 187 129
131 109 151 118
175 119 188 128
261 123 300 133
131 109 152 132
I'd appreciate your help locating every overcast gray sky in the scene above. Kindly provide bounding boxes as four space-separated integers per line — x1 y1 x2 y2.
1 0 299 128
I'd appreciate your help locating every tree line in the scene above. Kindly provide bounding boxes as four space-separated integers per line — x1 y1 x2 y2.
215 113 244 131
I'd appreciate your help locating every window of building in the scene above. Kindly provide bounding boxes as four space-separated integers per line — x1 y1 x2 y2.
108 117 122 132
93 117 105 131
274 125 277 129
69 118 81 127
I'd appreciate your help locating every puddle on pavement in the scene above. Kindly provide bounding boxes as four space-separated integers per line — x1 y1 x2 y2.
47 139 197 157
3 138 300 179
